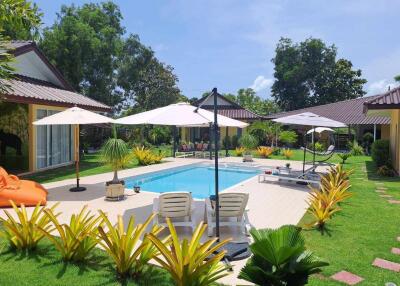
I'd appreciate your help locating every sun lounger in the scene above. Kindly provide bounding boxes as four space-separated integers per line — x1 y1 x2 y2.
258 169 320 186
153 192 196 232
206 192 250 237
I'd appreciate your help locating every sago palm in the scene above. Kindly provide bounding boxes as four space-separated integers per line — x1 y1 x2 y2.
239 225 328 286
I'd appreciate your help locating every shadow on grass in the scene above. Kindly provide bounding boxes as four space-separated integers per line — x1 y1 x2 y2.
0 242 54 264
365 161 400 182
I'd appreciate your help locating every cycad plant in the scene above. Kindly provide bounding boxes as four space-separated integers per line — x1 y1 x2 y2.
147 219 231 286
40 205 102 262
0 201 59 251
239 225 328 286
101 128 131 184
96 211 163 278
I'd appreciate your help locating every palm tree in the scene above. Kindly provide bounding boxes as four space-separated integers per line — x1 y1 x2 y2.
239 225 328 286
101 128 130 184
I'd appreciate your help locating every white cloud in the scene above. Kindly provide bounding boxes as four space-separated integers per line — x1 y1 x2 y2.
249 75 273 92
367 79 399 95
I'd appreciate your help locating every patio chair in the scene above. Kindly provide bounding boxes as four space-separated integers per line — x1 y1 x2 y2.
153 192 196 232
175 144 195 158
205 192 250 237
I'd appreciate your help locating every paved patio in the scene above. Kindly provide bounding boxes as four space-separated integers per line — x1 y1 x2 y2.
3 157 321 285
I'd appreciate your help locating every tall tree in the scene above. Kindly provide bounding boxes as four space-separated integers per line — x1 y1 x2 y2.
117 34 182 113
40 2 125 107
0 0 42 40
271 38 366 111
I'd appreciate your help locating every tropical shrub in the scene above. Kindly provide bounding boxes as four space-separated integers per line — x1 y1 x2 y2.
377 165 395 177
279 130 298 146
101 131 131 183
362 132 374 154
308 142 325 152
231 134 239 148
337 153 351 164
256 146 273 158
147 218 231 286
234 146 245 157
282 148 293 159
133 146 164 165
96 211 161 277
349 141 364 156
307 165 353 229
371 139 391 167
0 201 59 250
239 133 258 154
41 205 102 262
239 225 328 286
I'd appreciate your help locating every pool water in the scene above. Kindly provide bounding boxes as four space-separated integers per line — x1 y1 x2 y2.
125 165 260 199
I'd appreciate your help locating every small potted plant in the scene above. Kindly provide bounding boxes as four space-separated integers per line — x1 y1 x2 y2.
239 133 258 162
101 128 131 200
285 162 291 169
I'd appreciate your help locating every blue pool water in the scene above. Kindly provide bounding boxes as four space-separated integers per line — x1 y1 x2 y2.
125 165 260 199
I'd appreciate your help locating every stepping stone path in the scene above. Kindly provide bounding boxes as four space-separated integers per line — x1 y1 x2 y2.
376 190 386 193
391 248 400 255
388 200 400 204
380 194 393 198
331 271 364 285
397 237 400 242
372 258 400 272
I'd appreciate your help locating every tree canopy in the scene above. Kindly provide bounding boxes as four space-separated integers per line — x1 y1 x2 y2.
199 88 280 116
395 75 400 82
40 1 181 113
271 38 366 111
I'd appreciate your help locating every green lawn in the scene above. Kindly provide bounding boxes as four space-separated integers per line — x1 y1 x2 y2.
300 156 400 285
0 238 173 286
22 145 173 184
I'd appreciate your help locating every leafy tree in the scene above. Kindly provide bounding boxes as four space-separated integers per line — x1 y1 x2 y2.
395 75 400 82
117 35 181 113
248 121 281 147
0 0 42 40
271 38 366 111
279 130 298 146
40 2 125 107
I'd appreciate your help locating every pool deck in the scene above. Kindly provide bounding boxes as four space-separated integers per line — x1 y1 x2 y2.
3 157 325 285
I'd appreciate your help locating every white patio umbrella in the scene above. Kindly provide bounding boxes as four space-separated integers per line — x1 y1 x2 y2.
114 102 248 128
306 127 335 134
33 106 114 192
273 112 346 171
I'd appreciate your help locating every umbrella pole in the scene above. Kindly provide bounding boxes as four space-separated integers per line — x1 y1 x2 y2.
312 126 316 171
70 124 86 192
172 126 177 158
303 133 306 173
209 123 212 160
213 88 220 239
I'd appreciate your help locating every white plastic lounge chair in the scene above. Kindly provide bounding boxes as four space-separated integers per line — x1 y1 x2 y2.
205 192 250 237
153 192 196 232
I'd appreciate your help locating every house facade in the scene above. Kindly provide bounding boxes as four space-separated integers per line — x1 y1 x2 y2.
0 41 110 174
180 93 261 144
364 86 400 173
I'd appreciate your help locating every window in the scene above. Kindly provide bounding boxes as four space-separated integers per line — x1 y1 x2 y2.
35 109 74 169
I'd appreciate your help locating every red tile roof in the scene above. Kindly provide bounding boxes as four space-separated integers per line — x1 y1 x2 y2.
266 95 390 125
364 86 400 110
1 75 110 112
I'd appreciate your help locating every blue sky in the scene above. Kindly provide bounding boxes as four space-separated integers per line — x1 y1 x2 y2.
35 0 400 99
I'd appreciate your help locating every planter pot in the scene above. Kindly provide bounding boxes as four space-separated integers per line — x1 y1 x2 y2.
105 182 125 201
243 154 253 162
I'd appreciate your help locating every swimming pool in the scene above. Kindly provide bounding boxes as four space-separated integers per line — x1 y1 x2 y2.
124 164 261 199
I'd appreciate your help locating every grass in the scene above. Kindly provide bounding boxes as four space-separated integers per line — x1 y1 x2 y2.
22 146 173 184
299 155 400 285
0 236 173 286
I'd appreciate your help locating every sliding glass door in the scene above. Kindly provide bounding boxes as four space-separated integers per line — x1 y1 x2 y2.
35 109 74 170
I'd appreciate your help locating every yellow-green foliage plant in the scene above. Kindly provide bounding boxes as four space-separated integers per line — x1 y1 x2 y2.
282 148 293 159
96 211 162 277
306 188 341 230
256 146 274 158
0 201 59 250
41 205 103 262
133 146 164 165
235 146 245 156
147 218 231 286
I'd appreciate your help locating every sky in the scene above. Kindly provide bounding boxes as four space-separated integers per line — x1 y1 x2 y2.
34 0 400 99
